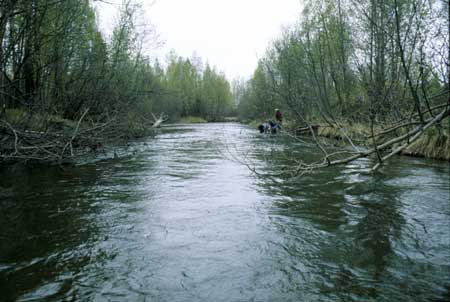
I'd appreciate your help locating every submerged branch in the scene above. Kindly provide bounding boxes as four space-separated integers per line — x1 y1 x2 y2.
290 106 449 174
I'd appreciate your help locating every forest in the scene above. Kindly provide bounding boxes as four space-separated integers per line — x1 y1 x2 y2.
235 0 449 171
0 0 233 164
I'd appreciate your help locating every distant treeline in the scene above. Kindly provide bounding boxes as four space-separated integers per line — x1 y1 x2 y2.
158 53 234 122
0 0 234 129
234 0 449 124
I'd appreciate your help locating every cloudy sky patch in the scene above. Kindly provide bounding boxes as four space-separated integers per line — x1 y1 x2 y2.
95 0 302 80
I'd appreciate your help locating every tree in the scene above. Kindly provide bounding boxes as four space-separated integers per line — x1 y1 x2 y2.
237 0 449 173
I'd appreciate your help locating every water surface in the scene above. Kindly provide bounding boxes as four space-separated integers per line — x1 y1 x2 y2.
1 123 449 301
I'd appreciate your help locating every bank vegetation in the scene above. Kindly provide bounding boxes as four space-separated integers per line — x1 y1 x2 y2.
234 0 449 172
0 0 234 165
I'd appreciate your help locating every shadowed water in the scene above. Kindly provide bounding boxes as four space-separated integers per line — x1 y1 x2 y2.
0 123 449 301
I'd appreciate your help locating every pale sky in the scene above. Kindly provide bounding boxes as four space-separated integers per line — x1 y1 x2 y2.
95 0 302 80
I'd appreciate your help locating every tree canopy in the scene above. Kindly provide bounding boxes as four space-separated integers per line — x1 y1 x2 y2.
0 0 234 127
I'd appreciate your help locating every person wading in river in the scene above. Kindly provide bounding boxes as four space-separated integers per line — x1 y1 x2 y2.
275 109 283 126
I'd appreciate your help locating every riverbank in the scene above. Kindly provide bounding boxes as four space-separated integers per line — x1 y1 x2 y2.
0 109 162 167
0 111 240 167
314 121 449 161
178 116 239 123
247 118 449 161
179 116 208 123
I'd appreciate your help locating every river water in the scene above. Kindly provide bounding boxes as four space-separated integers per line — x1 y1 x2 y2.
0 123 449 302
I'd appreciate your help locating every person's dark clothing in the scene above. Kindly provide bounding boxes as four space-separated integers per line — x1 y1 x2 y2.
275 111 283 123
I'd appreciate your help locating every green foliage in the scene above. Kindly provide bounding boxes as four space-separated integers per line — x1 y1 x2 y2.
160 56 233 121
0 0 233 135
5 109 26 124
235 0 448 126
179 116 207 123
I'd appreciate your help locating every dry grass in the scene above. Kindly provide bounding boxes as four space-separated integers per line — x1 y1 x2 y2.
4 108 77 132
317 122 369 142
294 119 449 161
402 127 450 160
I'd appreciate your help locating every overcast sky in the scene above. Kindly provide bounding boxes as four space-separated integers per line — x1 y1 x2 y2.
95 0 302 80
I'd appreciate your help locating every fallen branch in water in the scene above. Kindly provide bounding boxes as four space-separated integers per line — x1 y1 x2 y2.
151 112 168 128
61 108 89 159
0 109 167 166
290 105 449 174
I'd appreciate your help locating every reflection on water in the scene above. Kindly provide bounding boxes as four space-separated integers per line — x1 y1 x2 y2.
0 123 449 302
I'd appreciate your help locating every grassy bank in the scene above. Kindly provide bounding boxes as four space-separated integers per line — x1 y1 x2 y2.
179 116 208 123
314 121 449 161
248 118 449 161
402 127 449 160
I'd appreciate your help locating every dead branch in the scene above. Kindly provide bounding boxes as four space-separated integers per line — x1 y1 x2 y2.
61 108 89 158
0 119 19 155
292 106 449 174
151 112 168 128
371 106 449 170
384 101 449 130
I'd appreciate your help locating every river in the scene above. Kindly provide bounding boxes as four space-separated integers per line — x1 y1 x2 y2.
0 123 449 302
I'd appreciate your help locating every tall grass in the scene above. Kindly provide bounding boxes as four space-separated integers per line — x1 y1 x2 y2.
403 127 450 160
